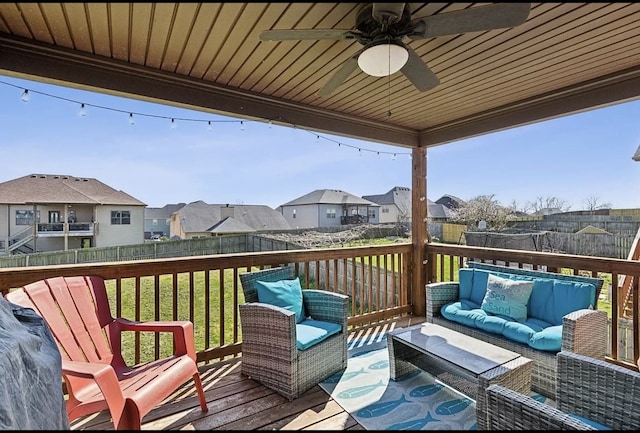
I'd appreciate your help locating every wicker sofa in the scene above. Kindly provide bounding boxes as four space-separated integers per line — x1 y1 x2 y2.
425 262 608 399
484 351 640 430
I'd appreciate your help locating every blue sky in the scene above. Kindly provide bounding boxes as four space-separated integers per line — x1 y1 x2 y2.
2 74 640 211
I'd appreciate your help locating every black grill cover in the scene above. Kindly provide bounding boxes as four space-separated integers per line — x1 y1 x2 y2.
0 296 70 429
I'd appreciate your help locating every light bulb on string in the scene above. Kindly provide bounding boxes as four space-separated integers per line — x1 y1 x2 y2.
207 121 213 132
240 121 245 131
268 120 273 128
392 153 397 160
170 118 177 129
20 89 30 102
128 113 135 125
78 103 86 117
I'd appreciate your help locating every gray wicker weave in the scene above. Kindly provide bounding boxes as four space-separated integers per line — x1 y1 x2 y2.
484 351 640 430
238 265 349 400
426 262 608 399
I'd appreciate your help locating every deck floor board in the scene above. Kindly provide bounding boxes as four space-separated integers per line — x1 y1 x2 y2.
70 316 425 430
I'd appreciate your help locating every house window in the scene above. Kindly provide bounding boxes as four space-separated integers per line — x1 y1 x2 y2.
111 210 131 225
368 209 376 218
382 207 389 213
326 208 336 219
16 210 40 225
49 211 60 223
292 209 296 219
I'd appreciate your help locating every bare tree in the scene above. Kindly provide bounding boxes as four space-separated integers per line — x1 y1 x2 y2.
525 196 572 214
450 194 512 230
508 199 526 215
583 195 612 211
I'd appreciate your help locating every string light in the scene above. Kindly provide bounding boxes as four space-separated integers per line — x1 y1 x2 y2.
4 79 411 159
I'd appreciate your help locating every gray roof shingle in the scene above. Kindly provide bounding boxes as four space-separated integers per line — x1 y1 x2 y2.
280 189 379 207
176 201 290 233
0 174 145 206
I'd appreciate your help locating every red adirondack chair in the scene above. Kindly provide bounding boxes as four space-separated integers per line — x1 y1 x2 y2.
5 275 208 430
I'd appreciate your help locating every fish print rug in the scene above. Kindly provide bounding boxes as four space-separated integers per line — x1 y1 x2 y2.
319 339 554 430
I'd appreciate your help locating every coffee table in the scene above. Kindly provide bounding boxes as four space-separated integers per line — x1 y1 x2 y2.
387 323 532 430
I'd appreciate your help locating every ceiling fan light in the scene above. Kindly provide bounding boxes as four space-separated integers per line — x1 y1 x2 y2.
358 43 409 77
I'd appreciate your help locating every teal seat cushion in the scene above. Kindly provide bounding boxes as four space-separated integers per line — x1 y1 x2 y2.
441 301 485 328
521 317 549 332
529 325 563 351
502 320 535 345
480 274 534 322
256 277 306 323
296 318 341 350
569 413 612 430
475 313 508 335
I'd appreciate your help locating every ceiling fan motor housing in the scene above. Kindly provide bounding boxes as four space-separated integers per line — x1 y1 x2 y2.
355 3 412 45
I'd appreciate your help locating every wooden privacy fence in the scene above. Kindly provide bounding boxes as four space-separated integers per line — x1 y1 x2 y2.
0 234 304 268
546 232 634 259
464 231 635 259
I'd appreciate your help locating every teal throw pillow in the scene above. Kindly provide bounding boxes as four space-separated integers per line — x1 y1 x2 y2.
481 273 534 322
255 277 306 323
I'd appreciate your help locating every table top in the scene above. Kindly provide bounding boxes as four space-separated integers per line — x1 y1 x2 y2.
389 322 521 376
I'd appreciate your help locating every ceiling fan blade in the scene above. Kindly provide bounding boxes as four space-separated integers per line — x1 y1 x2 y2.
400 45 439 92
317 54 360 97
408 3 531 40
260 28 358 41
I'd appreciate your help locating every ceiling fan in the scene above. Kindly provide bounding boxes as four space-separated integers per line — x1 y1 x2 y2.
260 3 531 96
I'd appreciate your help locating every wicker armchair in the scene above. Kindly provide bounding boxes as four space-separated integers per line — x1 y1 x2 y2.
238 265 349 400
484 351 640 430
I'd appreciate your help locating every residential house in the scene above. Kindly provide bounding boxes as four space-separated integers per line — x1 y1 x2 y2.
144 203 186 239
362 186 411 224
168 201 290 239
278 189 380 229
529 207 564 216
0 174 146 255
363 187 456 224
428 199 455 222
435 194 467 210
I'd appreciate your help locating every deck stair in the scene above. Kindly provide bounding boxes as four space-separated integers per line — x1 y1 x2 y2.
7 227 34 255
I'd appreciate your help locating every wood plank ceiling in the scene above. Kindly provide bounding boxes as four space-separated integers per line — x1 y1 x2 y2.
1 2 640 149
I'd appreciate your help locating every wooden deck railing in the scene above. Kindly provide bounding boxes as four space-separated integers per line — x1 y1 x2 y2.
426 242 640 369
0 244 412 366
2 242 639 370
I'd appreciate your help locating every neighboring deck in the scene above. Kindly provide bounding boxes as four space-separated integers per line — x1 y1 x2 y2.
70 316 426 431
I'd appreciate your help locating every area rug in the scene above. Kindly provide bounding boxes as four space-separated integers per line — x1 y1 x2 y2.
320 339 555 430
